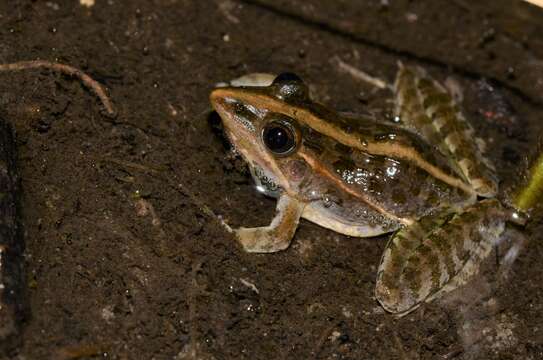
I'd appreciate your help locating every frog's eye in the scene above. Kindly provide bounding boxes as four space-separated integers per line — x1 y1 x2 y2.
272 73 308 102
262 118 299 156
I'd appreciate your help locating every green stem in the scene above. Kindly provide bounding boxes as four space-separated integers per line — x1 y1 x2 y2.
513 151 543 213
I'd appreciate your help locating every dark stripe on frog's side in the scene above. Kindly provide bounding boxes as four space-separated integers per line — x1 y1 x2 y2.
376 199 506 314
294 107 477 221
396 67 498 197
299 128 472 221
298 148 405 223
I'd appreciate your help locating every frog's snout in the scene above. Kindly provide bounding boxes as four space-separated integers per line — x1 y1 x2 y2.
209 88 229 111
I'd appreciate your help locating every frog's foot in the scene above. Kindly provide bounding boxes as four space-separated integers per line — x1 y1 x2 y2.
375 199 507 316
235 194 305 253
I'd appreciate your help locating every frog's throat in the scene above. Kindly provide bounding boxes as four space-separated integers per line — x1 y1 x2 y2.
214 89 476 198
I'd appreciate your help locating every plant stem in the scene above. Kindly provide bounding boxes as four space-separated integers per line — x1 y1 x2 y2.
513 151 543 213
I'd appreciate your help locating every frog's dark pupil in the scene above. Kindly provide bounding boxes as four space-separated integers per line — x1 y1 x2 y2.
263 123 295 154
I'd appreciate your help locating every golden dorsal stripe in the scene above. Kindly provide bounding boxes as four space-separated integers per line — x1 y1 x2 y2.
299 148 413 226
292 110 475 196
362 142 474 195
220 90 475 196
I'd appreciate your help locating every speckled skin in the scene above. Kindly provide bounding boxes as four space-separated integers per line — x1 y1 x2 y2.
376 198 508 314
296 112 473 222
394 65 498 197
210 68 518 314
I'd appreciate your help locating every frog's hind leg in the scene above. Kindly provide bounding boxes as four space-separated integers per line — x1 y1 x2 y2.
375 209 452 315
375 199 506 315
426 228 524 305
235 194 305 253
394 65 497 197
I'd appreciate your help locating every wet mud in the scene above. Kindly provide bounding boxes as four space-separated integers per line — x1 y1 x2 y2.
0 1 542 358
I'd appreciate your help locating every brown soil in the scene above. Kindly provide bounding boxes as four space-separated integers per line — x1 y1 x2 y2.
1 1 542 359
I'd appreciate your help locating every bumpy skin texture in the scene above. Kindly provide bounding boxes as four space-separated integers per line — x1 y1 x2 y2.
376 199 506 315
394 65 498 197
210 67 507 314
374 67 503 314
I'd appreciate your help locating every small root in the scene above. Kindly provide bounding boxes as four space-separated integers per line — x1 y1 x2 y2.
100 157 167 175
0 60 115 116
332 56 390 90
56 343 105 360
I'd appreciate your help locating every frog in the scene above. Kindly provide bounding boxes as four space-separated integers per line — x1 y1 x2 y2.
209 65 525 316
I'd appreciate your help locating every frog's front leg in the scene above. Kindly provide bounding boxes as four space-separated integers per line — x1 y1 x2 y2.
375 199 508 315
235 194 305 253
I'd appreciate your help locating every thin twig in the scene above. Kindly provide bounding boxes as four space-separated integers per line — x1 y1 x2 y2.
175 179 234 233
56 343 105 360
0 60 115 116
100 157 166 175
332 56 390 90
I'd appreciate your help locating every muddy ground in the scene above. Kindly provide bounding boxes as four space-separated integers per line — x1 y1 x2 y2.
0 0 543 359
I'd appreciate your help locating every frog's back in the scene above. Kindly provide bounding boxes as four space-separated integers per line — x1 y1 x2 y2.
297 107 476 226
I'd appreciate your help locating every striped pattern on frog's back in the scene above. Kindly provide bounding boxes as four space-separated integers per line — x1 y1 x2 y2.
375 199 506 314
394 65 498 198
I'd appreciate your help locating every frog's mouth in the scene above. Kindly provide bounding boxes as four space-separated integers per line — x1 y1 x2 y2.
210 88 290 193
